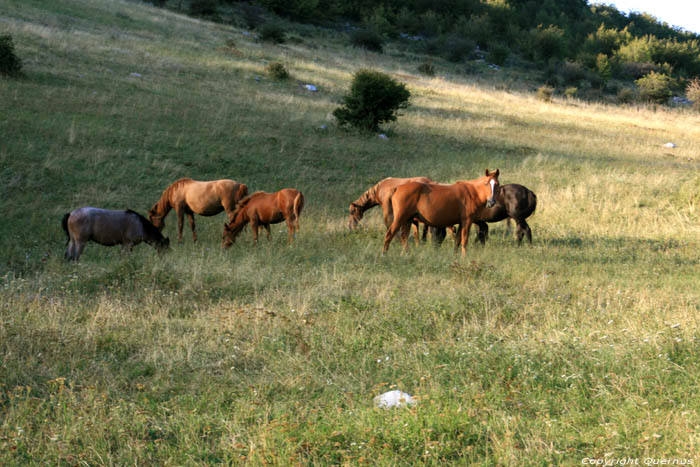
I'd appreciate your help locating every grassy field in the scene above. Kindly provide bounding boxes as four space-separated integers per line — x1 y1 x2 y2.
2 0 700 464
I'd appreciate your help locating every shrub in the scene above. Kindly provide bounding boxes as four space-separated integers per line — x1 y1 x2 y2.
417 61 435 76
266 61 289 80
425 34 475 63
635 71 673 103
536 85 554 102
528 24 567 62
333 69 410 131
259 23 286 44
616 87 636 104
564 86 578 99
488 44 509 66
350 29 383 53
686 78 700 110
596 53 612 82
0 34 23 77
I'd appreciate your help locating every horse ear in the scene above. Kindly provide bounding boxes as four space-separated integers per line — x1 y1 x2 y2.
485 168 489 176
493 169 499 178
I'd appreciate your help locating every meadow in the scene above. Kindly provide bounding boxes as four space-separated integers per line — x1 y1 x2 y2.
1 0 700 464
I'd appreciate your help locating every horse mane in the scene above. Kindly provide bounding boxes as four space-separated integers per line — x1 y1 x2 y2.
153 178 194 213
126 209 163 239
234 191 265 210
351 181 383 211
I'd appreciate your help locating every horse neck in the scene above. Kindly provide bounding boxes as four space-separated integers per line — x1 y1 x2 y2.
352 187 379 212
153 193 172 217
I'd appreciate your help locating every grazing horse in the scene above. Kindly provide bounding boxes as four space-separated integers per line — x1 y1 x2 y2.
222 189 304 248
62 207 169 261
348 177 435 229
383 169 500 256
148 178 248 242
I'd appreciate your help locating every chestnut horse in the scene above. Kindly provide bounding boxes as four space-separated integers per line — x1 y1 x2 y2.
148 178 248 242
222 189 304 248
430 183 537 245
62 207 169 261
383 169 500 255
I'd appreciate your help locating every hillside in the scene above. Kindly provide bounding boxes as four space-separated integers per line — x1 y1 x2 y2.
1 0 700 464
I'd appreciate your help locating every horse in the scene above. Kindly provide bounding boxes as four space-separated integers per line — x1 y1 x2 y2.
222 189 304 248
148 178 248 243
62 207 169 261
430 183 537 245
383 169 500 256
473 183 537 244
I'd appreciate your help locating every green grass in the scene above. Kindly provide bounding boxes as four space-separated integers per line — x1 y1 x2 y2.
2 0 700 464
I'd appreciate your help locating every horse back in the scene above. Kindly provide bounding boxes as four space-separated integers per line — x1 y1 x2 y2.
68 207 144 246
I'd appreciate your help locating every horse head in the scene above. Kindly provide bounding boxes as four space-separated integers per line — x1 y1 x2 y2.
148 205 165 231
236 183 249 201
348 202 364 229
221 221 245 248
483 169 500 208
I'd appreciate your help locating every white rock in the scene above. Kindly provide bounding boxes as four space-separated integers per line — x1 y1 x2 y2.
129 72 142 77
374 390 416 408
304 84 318 92
378 134 389 140
664 142 677 148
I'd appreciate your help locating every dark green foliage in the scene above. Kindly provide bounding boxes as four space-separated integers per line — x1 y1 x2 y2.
147 0 167 6
425 35 475 63
635 71 674 103
417 61 435 76
0 34 23 77
536 85 554 102
259 23 286 44
333 69 410 131
487 44 509 66
189 0 217 17
350 29 383 52
528 24 568 62
266 61 289 80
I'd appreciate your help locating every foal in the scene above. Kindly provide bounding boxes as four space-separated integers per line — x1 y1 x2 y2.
222 189 304 248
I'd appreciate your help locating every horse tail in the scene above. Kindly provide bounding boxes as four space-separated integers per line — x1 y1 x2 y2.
528 190 537 216
384 186 399 227
293 191 305 220
61 212 71 244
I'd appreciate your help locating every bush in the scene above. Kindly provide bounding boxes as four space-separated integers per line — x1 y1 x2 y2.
488 44 509 66
686 78 700 110
616 87 636 104
350 29 383 53
417 61 435 76
333 69 410 131
266 61 289 80
564 86 578 99
635 71 673 103
0 34 23 77
259 23 286 44
536 85 554 102
425 34 475 63
528 24 567 62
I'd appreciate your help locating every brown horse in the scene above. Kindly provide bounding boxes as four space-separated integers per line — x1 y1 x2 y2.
62 207 169 261
383 169 500 255
222 189 304 248
148 178 248 242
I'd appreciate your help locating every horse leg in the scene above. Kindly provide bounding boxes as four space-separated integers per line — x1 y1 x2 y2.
460 220 472 256
74 240 86 261
476 221 488 245
286 217 295 244
65 240 74 260
506 217 513 238
263 224 271 241
411 220 420 244
453 225 463 254
251 220 259 246
176 209 184 242
400 223 412 252
186 212 197 243
516 219 532 245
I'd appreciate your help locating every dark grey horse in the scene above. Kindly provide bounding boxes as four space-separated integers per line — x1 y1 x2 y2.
62 207 169 261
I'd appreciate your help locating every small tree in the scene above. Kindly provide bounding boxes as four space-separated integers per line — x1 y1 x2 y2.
0 34 23 77
686 77 700 111
333 69 410 132
635 71 673 103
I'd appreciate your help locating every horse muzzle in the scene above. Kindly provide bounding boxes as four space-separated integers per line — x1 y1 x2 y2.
486 198 496 208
